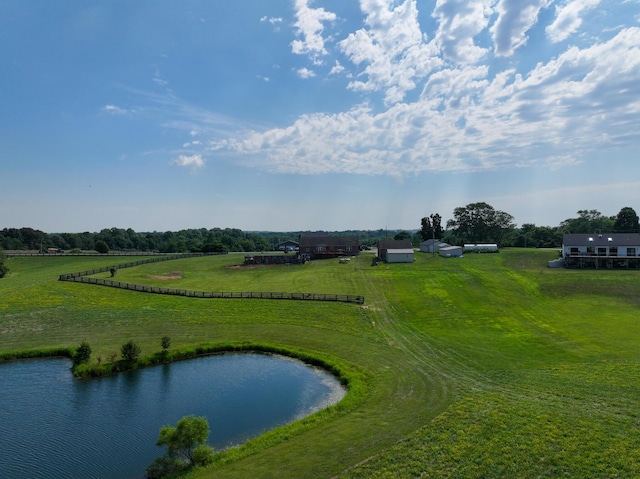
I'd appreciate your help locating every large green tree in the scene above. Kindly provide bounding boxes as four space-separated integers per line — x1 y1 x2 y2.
613 207 639 233
146 415 214 478
419 213 443 241
446 202 515 245
559 209 614 234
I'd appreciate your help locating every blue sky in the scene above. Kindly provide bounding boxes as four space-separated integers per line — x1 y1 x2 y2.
1 0 639 233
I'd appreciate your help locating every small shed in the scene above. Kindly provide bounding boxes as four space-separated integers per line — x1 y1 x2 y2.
420 239 449 253
386 248 415 263
438 245 463 258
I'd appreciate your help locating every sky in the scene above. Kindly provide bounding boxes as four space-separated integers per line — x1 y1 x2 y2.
1 0 639 233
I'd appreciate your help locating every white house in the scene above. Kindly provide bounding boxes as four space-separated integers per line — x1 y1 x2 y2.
562 233 640 269
438 245 463 258
386 248 415 263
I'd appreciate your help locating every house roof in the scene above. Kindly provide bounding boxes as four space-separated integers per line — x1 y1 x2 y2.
298 235 359 248
378 240 412 250
440 245 462 251
563 233 640 247
419 239 441 246
387 248 414 254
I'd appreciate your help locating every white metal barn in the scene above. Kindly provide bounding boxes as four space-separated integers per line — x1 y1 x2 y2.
386 248 415 263
463 243 499 253
438 245 463 258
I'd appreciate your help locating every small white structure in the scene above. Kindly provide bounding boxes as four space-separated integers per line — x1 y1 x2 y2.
419 239 448 253
439 245 463 258
386 248 415 263
463 243 499 253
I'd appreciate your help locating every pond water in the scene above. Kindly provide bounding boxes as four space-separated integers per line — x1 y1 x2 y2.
0 353 345 479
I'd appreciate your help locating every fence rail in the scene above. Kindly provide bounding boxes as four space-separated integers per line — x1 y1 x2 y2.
58 254 364 305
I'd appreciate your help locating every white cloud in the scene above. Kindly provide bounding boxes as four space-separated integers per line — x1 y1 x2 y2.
297 67 316 79
260 16 283 25
546 0 601 43
290 0 337 61
215 27 640 176
432 0 493 63
339 0 442 105
329 60 344 75
102 104 128 115
172 154 205 169
491 0 553 57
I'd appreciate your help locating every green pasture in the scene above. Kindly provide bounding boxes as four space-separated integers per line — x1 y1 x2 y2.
1 249 639 478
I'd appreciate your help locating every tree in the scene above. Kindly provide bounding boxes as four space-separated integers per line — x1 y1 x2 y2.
0 247 8 278
420 213 443 241
613 207 639 233
94 240 109 254
393 231 411 241
161 336 171 353
559 210 614 234
72 341 92 366
446 202 515 245
146 415 215 478
121 340 141 362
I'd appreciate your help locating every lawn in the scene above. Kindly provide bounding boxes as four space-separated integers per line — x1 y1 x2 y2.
1 249 639 478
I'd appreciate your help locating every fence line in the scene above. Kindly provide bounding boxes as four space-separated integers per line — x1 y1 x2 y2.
58 254 365 305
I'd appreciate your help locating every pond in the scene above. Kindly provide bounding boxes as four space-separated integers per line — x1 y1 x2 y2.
0 353 346 479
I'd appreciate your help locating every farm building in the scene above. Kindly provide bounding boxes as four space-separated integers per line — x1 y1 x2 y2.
277 240 299 252
419 239 448 253
298 234 360 259
463 243 499 253
385 249 415 263
562 233 640 269
439 245 463 258
377 240 413 262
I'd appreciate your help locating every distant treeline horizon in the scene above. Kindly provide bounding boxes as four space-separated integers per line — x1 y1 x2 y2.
2 207 638 253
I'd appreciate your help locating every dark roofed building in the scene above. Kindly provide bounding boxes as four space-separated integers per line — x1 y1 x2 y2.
298 234 360 259
562 233 640 269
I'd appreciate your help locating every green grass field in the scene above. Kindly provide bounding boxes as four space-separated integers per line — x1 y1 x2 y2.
1 249 639 478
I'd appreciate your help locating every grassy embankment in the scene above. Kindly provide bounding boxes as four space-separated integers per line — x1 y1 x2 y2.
1 250 639 478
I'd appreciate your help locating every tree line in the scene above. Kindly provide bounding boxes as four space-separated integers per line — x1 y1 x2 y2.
1 205 638 256
414 204 639 248
0 227 401 254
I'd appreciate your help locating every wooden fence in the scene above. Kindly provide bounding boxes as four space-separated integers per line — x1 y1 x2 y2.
58 254 365 305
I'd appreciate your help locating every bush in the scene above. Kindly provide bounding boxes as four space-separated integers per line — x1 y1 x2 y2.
94 240 109 254
121 340 141 362
72 341 92 366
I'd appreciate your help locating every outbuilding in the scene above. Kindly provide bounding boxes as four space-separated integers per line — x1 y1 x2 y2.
438 245 463 258
463 243 499 253
385 248 415 263
419 239 447 253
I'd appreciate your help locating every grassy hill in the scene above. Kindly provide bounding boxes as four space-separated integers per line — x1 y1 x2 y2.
1 249 639 478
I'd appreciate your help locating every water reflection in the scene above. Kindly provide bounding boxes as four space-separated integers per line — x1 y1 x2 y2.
0 353 345 479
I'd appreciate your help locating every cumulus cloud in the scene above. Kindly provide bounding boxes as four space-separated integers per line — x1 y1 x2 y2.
290 0 336 61
339 0 442 105
432 0 493 63
215 27 640 176
297 67 316 79
491 0 553 57
172 154 205 169
546 0 601 43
